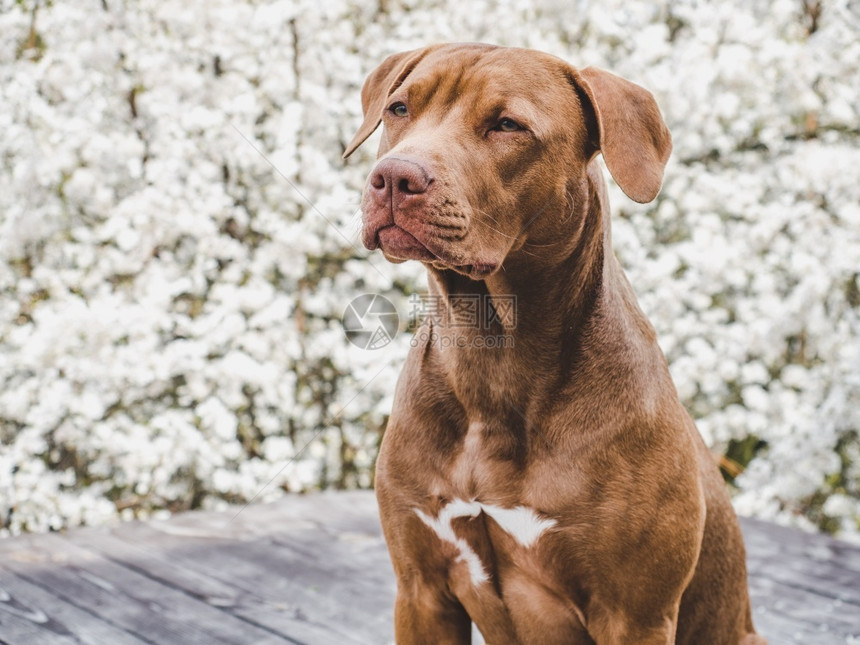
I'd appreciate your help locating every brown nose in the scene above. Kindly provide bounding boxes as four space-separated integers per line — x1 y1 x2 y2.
369 157 433 199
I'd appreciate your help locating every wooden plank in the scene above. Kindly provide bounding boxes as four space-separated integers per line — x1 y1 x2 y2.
742 517 860 604
64 492 396 645
67 527 386 645
0 565 149 645
65 494 860 645
0 533 295 645
748 572 856 644
0 492 858 644
740 518 860 644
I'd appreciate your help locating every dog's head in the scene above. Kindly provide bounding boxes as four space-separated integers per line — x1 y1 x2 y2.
344 43 671 279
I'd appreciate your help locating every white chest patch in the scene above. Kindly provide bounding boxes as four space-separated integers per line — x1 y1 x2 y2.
414 500 487 586
414 499 557 586
478 503 558 548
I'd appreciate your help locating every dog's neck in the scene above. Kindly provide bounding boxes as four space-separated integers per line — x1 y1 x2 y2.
421 163 648 422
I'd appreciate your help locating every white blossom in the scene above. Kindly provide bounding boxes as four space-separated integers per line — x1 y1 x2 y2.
0 0 858 538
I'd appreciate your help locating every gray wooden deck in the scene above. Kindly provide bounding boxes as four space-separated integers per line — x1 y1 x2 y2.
0 491 858 644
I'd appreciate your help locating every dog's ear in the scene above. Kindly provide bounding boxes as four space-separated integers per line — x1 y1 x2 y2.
571 67 672 203
342 47 435 159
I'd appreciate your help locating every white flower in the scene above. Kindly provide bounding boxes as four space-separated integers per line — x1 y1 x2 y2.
0 0 857 538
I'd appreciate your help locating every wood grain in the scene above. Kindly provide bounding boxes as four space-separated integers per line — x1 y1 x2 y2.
0 491 857 644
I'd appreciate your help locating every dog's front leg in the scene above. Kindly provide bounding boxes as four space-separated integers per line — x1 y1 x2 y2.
393 584 472 645
587 607 680 645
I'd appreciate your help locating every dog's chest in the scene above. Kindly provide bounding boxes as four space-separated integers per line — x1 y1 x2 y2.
449 420 526 493
412 495 589 641
414 498 556 582
391 413 594 639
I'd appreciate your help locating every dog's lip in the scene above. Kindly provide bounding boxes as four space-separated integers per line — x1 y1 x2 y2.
375 225 499 278
377 225 437 262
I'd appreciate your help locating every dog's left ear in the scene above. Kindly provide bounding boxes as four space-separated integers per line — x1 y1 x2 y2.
342 46 437 159
571 67 672 203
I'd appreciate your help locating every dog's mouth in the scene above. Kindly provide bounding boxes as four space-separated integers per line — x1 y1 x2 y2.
372 225 499 279
376 225 437 262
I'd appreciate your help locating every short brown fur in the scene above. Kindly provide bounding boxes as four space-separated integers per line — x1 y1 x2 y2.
345 43 765 645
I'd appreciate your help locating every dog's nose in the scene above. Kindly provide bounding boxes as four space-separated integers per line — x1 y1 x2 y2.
369 157 433 198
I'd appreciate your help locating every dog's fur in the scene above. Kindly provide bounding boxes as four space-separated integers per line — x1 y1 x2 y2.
344 43 765 645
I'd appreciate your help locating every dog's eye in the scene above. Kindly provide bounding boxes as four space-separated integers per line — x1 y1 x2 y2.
389 102 408 117
495 117 523 132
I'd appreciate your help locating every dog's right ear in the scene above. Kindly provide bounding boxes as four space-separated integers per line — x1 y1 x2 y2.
342 47 434 159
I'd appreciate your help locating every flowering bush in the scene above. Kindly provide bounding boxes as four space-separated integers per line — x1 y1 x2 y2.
1 0 858 538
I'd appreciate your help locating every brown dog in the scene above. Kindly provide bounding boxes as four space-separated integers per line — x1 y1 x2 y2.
344 43 765 645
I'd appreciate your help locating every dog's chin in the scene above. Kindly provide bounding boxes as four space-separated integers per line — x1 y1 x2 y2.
446 261 499 280
377 226 437 263
376 226 500 280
